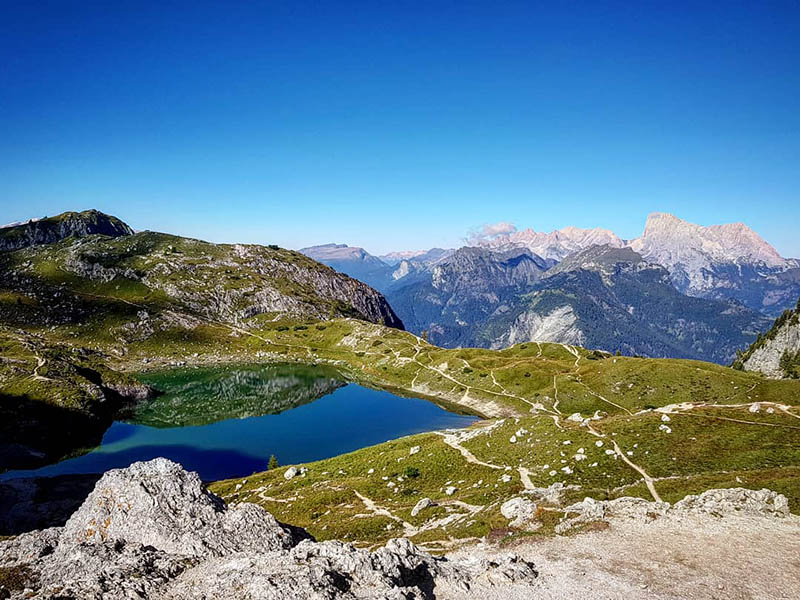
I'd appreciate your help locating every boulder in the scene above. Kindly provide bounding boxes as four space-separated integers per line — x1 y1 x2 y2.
673 487 789 518
501 497 540 530
411 497 435 517
59 458 301 557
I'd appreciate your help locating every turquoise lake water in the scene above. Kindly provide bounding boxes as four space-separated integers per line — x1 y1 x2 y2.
3 364 477 481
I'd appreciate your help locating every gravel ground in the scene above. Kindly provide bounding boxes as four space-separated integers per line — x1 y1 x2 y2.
444 513 800 599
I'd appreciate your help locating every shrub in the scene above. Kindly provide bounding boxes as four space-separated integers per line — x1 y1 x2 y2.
403 466 420 478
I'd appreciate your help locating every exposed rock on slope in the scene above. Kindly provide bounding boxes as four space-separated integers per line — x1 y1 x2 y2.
0 209 133 251
738 298 800 378
0 459 538 599
0 226 403 335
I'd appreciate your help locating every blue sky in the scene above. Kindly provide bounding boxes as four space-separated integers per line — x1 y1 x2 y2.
1 1 799 255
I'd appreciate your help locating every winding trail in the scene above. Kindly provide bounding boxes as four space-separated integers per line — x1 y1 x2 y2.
433 430 536 491
353 490 416 535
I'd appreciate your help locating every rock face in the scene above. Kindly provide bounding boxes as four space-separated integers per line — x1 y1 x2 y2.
629 213 800 316
0 459 538 599
59 458 299 556
0 209 133 251
738 298 800 378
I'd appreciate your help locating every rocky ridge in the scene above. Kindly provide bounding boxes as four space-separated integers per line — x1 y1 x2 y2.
628 213 800 315
0 210 133 252
477 225 625 261
0 459 538 599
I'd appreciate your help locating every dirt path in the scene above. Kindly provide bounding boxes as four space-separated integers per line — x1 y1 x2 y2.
443 512 800 599
433 429 536 491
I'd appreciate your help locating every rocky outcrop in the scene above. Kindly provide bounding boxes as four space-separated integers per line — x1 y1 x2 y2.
0 210 133 252
556 487 790 533
739 299 800 378
0 459 538 599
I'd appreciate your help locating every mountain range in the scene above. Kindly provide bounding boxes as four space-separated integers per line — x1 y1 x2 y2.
301 213 799 363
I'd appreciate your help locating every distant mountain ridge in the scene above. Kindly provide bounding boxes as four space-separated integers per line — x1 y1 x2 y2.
478 213 799 317
477 225 625 261
383 244 768 362
301 212 793 364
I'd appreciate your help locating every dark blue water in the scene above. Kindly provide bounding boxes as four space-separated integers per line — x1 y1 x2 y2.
2 364 477 481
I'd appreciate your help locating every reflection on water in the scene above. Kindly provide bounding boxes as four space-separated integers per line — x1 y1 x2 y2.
2 364 478 482
130 363 346 427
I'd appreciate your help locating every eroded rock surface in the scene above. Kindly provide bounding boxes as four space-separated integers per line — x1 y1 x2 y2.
0 459 537 599
556 487 790 533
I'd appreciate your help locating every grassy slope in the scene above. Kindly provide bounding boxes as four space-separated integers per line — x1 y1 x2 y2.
1 235 799 549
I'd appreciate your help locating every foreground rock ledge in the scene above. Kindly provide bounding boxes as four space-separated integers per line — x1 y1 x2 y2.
0 458 537 599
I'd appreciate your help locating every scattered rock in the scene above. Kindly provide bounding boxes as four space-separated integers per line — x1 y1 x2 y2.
282 466 307 479
556 487 790 534
501 497 541 530
411 497 435 517
409 445 420 455
673 488 789 518
445 486 458 496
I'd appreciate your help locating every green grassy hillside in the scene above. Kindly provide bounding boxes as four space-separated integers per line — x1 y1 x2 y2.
1 229 798 549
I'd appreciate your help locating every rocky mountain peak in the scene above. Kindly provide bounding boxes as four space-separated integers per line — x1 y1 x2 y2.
632 212 785 267
0 209 133 252
478 225 625 261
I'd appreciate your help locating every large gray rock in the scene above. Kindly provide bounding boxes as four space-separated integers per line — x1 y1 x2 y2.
59 457 299 557
742 308 800 378
0 459 537 600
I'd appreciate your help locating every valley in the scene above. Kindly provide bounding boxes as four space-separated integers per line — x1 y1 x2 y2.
1 210 799 597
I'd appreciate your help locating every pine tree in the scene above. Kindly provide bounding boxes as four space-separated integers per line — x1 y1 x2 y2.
268 454 279 470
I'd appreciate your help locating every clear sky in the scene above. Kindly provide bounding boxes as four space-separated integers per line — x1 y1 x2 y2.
2 1 799 256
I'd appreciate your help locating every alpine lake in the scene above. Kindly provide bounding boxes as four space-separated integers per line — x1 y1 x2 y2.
3 363 478 482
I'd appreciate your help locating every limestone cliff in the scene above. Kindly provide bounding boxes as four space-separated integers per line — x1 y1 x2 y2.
738 298 800 378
